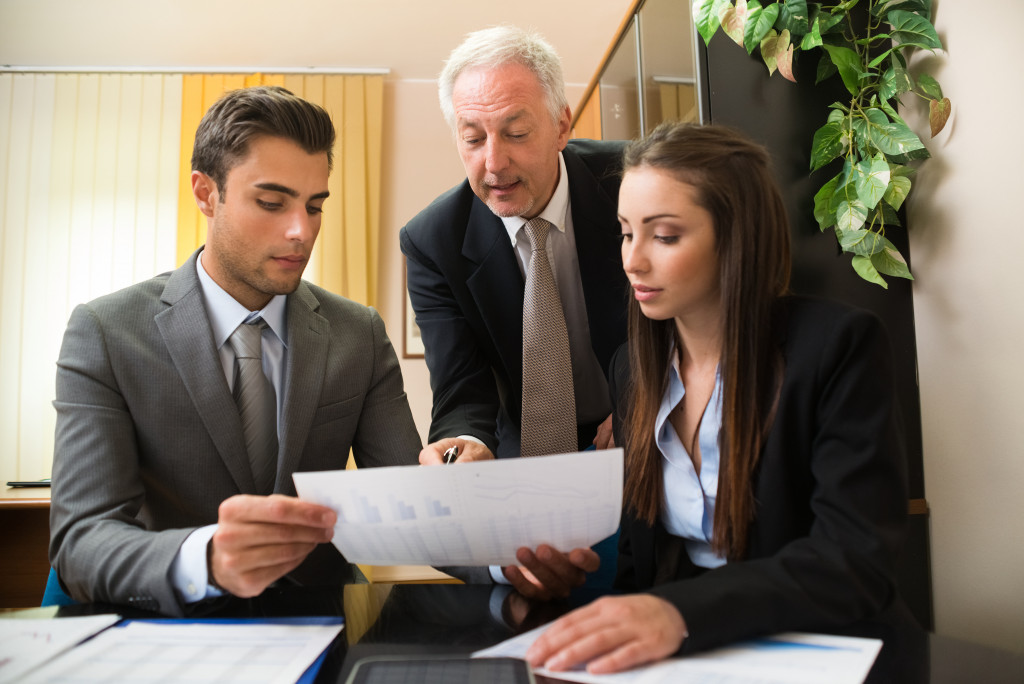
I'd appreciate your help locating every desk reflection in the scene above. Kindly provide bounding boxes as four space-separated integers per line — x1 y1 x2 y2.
52 583 1023 683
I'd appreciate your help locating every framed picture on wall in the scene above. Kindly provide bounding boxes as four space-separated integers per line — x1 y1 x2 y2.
403 270 425 358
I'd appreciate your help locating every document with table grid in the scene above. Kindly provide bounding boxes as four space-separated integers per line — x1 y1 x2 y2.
293 449 623 567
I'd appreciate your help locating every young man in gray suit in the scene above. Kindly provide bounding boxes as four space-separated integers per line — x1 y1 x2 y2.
49 86 421 615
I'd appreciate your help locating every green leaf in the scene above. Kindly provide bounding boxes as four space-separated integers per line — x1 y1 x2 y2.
778 0 811 38
800 13 824 49
872 242 914 280
839 228 886 256
879 64 913 101
869 201 902 227
853 156 891 208
814 174 842 231
874 0 933 21
822 44 863 95
818 12 846 34
888 10 942 50
810 121 845 171
867 47 894 69
693 0 732 45
865 118 927 157
816 53 839 83
744 2 779 54
883 174 912 211
837 199 869 232
916 73 943 100
852 254 889 288
878 99 906 125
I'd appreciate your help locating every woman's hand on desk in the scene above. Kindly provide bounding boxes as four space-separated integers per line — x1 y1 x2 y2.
208 494 337 598
525 594 687 674
503 544 600 600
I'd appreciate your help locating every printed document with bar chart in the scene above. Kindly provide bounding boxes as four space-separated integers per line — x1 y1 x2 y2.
293 449 623 566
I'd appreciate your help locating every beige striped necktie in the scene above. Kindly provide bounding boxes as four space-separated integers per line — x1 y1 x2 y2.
521 217 577 457
229 318 278 493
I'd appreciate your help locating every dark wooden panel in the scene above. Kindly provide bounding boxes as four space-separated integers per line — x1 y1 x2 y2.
0 506 50 608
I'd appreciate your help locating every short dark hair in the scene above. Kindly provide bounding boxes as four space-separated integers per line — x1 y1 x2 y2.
191 86 336 194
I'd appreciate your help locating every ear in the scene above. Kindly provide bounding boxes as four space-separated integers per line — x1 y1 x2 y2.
555 105 572 150
191 171 218 217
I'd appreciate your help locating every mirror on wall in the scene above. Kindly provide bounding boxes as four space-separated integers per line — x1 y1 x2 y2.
640 0 699 134
576 0 700 140
598 18 641 141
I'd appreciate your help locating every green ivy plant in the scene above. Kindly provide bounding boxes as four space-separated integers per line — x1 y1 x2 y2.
693 0 949 288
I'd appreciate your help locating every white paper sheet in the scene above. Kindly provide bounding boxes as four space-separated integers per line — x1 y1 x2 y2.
293 448 623 566
0 614 120 684
20 621 342 684
473 626 882 684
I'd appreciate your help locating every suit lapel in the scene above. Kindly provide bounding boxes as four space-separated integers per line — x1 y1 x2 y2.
155 253 255 493
564 147 629 371
464 198 525 380
277 282 329 493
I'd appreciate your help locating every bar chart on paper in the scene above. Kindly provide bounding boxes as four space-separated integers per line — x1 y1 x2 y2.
293 449 623 566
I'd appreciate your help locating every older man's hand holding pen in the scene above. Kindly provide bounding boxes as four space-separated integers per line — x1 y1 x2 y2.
418 437 495 465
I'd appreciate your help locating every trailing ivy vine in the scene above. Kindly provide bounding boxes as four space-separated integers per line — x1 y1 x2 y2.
693 0 949 287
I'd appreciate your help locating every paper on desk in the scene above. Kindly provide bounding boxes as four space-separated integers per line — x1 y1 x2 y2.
20 620 343 684
0 614 119 684
473 626 882 684
293 448 623 566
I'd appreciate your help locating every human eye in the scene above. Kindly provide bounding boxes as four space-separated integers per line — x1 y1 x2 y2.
307 204 324 215
654 235 679 245
256 199 282 211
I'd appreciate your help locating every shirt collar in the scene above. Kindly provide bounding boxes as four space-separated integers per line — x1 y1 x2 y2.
500 151 570 245
195 250 288 349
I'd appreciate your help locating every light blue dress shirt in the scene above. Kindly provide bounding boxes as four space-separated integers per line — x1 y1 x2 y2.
656 347 727 569
170 252 289 603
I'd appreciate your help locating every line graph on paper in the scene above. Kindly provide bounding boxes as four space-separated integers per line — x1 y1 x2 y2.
292 448 623 566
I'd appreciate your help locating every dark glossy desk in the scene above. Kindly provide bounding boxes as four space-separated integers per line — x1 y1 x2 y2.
42 584 1024 683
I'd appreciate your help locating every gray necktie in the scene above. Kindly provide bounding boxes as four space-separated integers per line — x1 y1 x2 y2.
521 218 577 457
229 319 278 493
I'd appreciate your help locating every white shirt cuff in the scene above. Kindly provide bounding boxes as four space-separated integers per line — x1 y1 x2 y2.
457 434 487 446
170 524 225 603
489 565 511 585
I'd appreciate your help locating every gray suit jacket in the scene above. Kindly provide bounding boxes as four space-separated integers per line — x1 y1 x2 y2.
49 249 421 615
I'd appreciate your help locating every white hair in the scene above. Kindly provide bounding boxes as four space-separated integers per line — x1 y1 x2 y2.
438 25 569 131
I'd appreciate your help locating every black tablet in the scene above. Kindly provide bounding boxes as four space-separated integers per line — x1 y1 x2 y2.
345 656 534 684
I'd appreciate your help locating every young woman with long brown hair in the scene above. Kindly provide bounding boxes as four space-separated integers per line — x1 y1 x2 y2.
527 122 909 674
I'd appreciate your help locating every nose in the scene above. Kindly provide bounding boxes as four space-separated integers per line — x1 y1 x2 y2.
622 237 648 275
285 207 318 243
484 138 509 174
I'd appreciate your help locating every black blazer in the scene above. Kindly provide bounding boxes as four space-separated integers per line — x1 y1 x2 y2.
400 139 629 458
611 296 909 653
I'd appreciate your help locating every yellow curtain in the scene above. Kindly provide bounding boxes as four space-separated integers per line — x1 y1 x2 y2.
175 74 384 307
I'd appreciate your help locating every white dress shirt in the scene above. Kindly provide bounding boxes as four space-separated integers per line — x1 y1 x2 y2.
170 252 289 603
655 347 727 569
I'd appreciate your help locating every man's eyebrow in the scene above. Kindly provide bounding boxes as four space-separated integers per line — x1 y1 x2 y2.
255 182 329 201
255 182 299 197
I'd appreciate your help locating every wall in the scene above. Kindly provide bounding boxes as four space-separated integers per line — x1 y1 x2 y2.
905 0 1024 654
0 0 627 450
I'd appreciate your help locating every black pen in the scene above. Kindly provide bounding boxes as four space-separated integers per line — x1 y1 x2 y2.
443 445 458 464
